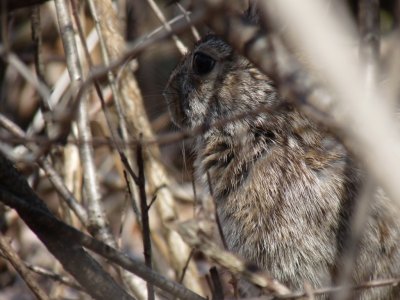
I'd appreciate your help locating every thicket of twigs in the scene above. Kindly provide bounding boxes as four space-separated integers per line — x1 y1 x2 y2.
0 0 399 299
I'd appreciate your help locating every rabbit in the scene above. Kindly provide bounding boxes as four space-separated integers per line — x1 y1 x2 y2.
163 11 400 300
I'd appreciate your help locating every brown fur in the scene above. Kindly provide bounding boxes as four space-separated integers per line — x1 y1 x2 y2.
164 33 400 298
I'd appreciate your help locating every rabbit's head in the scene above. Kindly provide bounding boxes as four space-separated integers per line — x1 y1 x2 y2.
164 34 278 129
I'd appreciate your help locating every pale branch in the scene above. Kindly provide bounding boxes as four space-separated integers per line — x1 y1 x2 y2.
84 0 140 185
146 0 188 54
333 2 381 299
54 0 115 246
72 1 147 297
176 2 200 41
0 46 51 104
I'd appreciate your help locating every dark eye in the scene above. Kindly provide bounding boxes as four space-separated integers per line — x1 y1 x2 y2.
192 52 215 75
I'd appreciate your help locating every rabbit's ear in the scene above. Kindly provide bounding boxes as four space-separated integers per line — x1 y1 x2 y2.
244 0 260 25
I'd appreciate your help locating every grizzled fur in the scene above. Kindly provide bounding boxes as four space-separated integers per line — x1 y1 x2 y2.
164 34 400 298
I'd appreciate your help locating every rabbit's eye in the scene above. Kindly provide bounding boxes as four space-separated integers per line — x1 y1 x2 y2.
192 52 215 75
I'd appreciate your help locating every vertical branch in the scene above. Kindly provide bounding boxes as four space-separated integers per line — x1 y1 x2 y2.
206 172 227 249
80 1 149 297
137 141 155 300
333 3 381 299
94 0 204 294
54 0 82 83
30 5 47 90
54 0 114 245
176 2 201 41
86 0 132 153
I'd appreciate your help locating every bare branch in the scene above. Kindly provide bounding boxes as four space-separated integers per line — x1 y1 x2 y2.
0 113 89 225
333 2 381 299
25 263 84 291
146 0 187 54
92 0 204 293
137 142 155 300
176 2 200 41
54 0 114 245
0 48 51 104
0 152 206 300
0 154 134 300
0 235 49 300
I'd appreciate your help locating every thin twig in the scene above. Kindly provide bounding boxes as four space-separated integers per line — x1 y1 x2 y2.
83 0 130 148
176 2 200 41
272 277 400 299
24 263 83 291
123 169 141 223
0 113 89 226
0 47 51 103
1 103 288 150
69 4 152 297
83 0 142 218
0 158 205 300
174 219 291 296
136 141 155 300
146 0 187 54
0 236 49 300
90 0 205 294
73 5 210 106
179 248 195 283
27 27 99 136
30 5 49 102
206 171 227 249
